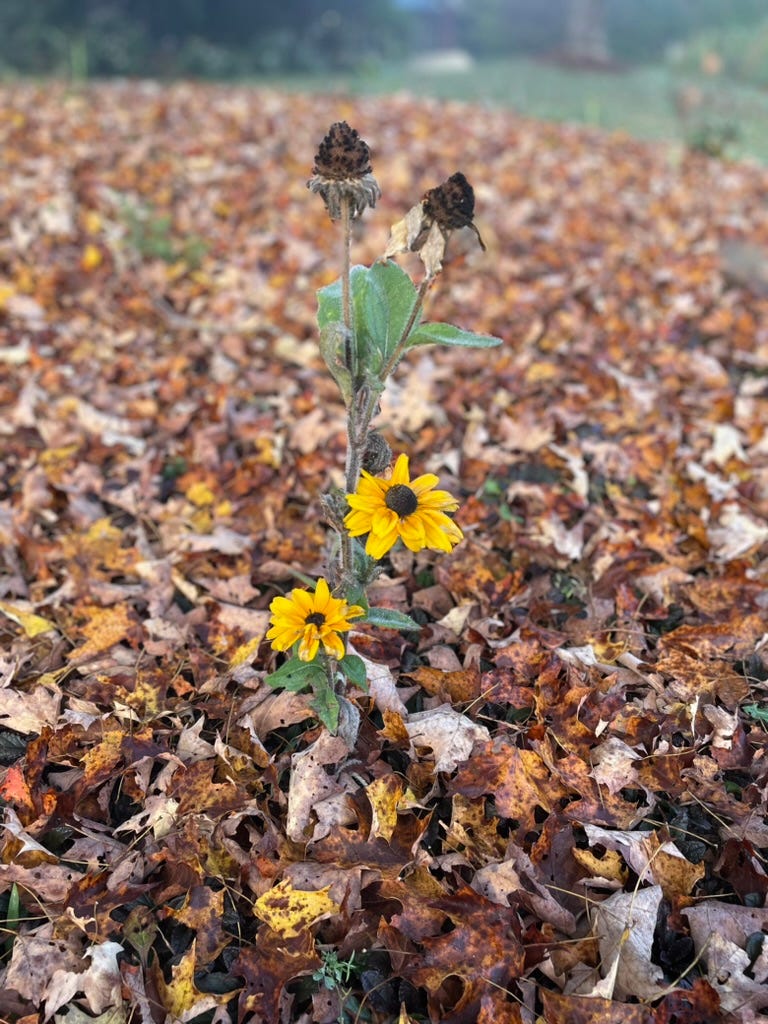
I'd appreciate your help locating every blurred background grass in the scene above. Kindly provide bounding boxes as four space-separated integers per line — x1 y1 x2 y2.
263 58 768 163
2 0 767 162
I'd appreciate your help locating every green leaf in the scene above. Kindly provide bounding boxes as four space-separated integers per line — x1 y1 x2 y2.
317 263 418 373
344 584 369 613
744 702 768 723
3 882 20 956
310 683 340 733
365 606 421 632
265 657 326 693
319 321 353 406
360 261 419 366
407 322 502 349
340 654 368 691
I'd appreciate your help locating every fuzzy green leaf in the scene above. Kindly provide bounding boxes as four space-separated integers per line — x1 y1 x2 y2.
407 321 502 349
340 653 368 691
319 321 353 406
317 262 418 373
360 260 419 365
310 682 340 733
365 607 421 632
265 657 325 693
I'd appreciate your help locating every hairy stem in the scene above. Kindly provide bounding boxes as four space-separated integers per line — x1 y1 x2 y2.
339 196 359 584
341 197 354 380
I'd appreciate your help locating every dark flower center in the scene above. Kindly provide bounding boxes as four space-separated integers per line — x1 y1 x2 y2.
385 484 418 517
305 612 326 627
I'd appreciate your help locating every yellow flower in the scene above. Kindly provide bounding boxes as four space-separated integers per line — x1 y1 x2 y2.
267 578 364 662
344 453 463 560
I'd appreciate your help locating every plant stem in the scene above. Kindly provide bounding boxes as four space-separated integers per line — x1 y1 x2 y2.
339 276 434 585
339 196 358 584
341 197 354 381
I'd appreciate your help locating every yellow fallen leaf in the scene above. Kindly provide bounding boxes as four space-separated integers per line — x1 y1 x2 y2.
229 635 262 669
572 846 628 884
83 209 102 234
67 605 135 661
80 723 124 787
253 879 340 938
0 283 15 310
81 243 103 271
0 601 56 638
525 360 558 383
155 941 229 1020
186 481 215 506
366 775 403 842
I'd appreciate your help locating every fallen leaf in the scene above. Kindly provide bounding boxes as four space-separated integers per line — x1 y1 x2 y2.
404 704 489 773
253 878 340 939
591 885 666 1001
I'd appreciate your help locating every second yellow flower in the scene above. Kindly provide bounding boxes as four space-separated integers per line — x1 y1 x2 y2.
344 453 463 560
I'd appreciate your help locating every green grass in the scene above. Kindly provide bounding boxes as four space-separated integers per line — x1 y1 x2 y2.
253 56 768 163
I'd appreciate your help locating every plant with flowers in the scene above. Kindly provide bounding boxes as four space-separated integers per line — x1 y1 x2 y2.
266 121 500 739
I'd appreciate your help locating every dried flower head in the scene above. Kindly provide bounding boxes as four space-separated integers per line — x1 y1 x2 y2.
382 171 486 277
361 430 393 476
344 453 463 560
308 121 381 221
422 172 479 233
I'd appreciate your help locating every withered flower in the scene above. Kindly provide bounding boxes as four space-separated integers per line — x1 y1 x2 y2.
423 172 484 239
383 171 486 277
308 121 381 221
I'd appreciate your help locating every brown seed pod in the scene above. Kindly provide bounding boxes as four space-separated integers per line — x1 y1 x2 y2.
312 121 373 180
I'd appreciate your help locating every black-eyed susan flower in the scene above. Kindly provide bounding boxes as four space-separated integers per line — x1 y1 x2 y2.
267 578 364 662
382 171 485 278
344 453 463 560
308 121 381 221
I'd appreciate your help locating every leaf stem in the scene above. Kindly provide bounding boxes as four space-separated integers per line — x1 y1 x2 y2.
380 275 432 381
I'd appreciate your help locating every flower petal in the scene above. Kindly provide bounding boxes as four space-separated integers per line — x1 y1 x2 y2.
410 472 440 495
298 629 321 662
266 625 303 650
417 488 460 511
291 588 315 614
399 515 427 551
366 524 399 559
371 506 399 534
390 454 411 485
321 630 346 660
313 577 331 611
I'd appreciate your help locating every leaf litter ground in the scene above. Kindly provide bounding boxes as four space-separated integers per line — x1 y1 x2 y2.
0 81 767 1024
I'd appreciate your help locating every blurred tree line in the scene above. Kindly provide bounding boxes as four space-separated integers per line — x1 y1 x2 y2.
0 0 766 78
0 0 410 77
460 0 767 62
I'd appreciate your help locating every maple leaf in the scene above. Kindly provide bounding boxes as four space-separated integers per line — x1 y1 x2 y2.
233 930 320 1024
253 878 340 939
406 886 525 1022
154 941 232 1022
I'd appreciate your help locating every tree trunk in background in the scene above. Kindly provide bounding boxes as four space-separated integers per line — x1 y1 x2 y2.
564 0 611 64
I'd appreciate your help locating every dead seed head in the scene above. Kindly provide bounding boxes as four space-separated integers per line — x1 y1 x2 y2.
313 121 372 180
308 121 381 220
423 172 477 232
382 170 486 277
